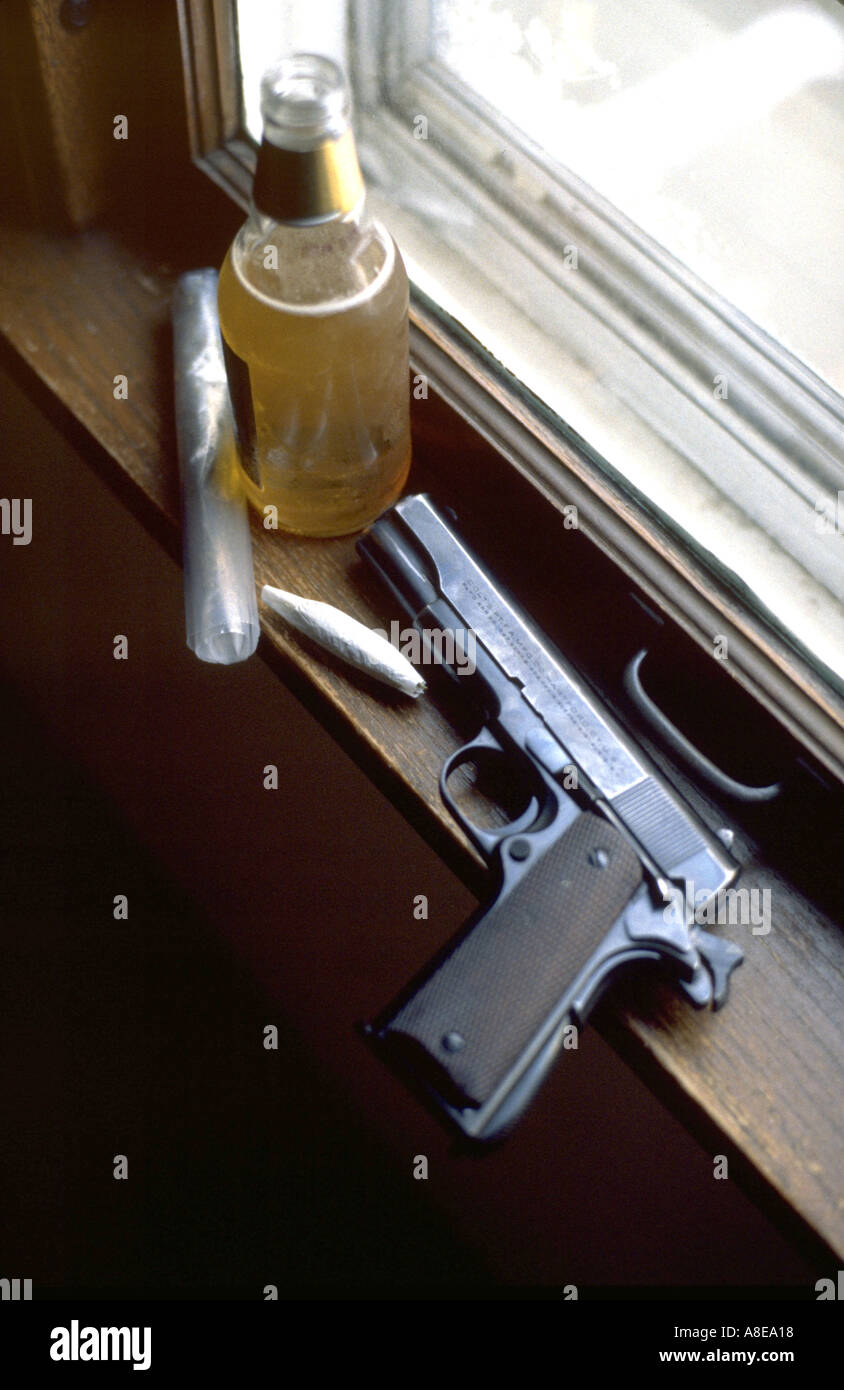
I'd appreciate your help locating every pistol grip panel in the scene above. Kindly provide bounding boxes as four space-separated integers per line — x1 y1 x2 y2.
383 812 643 1108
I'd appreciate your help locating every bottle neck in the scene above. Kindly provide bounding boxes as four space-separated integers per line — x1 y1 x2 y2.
252 127 364 226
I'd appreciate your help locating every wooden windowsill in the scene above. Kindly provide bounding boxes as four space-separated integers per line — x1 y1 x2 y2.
1 213 842 1268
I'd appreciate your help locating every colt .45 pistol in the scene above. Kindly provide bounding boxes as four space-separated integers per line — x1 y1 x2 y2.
357 494 742 1141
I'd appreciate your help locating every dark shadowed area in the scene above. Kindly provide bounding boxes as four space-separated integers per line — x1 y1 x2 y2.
0 360 818 1297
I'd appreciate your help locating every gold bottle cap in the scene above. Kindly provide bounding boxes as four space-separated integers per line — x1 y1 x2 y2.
253 54 364 225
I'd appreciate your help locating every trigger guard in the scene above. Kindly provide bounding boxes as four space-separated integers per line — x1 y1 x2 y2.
440 735 544 858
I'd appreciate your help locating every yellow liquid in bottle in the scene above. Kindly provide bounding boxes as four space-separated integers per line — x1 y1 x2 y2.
217 220 411 537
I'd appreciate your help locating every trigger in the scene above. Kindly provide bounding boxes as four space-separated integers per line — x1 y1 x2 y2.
439 728 546 858
464 726 505 754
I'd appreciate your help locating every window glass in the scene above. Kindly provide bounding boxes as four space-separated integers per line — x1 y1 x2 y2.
433 0 844 395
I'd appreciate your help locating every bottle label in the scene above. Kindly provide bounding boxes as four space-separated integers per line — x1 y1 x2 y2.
222 341 261 486
253 130 363 224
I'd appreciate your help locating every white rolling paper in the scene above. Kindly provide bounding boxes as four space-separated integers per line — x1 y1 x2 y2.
261 585 426 697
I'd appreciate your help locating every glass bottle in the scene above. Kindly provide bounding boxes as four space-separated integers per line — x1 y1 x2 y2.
218 54 411 537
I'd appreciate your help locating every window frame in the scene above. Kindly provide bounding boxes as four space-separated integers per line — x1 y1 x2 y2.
175 0 844 780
